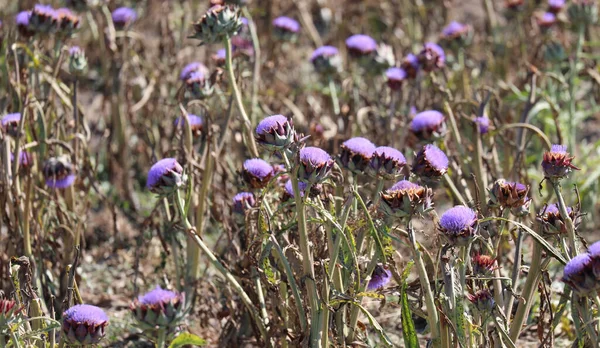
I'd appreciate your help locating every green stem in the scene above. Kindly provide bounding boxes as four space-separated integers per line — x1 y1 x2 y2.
224 34 259 158
328 77 340 116
442 173 468 206
504 228 524 321
347 252 379 342
551 181 578 257
568 26 585 153
173 189 269 344
156 328 167 348
241 8 261 126
372 179 384 207
280 282 289 348
252 268 270 326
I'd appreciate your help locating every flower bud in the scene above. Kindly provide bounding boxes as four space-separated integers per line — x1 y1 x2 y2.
438 206 478 246
367 265 393 291
549 0 566 13
242 158 274 189
69 46 87 75
192 5 243 44
43 156 76 189
255 115 295 150
542 144 579 181
440 21 471 42
346 34 377 58
62 304 109 345
146 158 185 194
568 0 598 28
56 8 80 35
185 72 214 100
412 144 449 179
472 254 498 276
283 179 322 200
475 116 490 134
537 203 580 236
537 12 557 30
30 5 58 34
130 286 187 330
339 137 376 174
367 146 406 180
544 41 567 63
0 299 20 327
298 147 334 184
380 180 434 219
310 46 342 75
16 11 34 38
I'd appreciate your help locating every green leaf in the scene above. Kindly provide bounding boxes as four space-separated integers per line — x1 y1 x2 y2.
400 261 419 348
169 332 207 348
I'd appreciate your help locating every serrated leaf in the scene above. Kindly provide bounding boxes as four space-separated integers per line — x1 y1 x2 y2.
400 261 419 348
168 332 207 347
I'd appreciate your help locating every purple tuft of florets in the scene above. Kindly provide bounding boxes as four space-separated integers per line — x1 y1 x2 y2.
2 113 21 137
401 53 420 79
346 34 378 56
386 67 407 90
310 46 339 61
310 46 342 75
174 114 203 136
418 42 445 72
410 110 446 139
146 158 184 193
548 0 566 13
180 62 209 81
442 21 469 39
475 116 490 134
538 12 557 28
62 304 108 345
299 147 334 184
138 286 178 306
233 192 256 214
342 137 376 157
412 144 449 178
242 158 274 189
367 146 406 179
339 137 376 174
562 253 597 294
112 7 137 28
439 206 477 234
16 11 31 26
256 114 289 135
273 16 300 33
588 241 600 258
131 286 186 330
367 265 393 290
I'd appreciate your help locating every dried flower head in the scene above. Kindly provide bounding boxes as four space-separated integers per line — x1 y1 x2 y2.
488 180 531 212
255 115 295 150
367 265 393 290
542 144 579 180
386 67 407 91
298 147 334 184
467 289 495 313
401 54 420 79
439 206 478 246
112 7 137 30
146 158 185 194
273 16 300 41
418 42 445 72
412 144 449 178
62 304 109 345
233 192 256 214
310 46 342 75
380 180 434 219
43 156 76 189
242 158 274 189
472 254 498 276
538 203 580 235
339 137 376 174
174 114 203 137
367 146 406 180
192 5 243 44
0 299 20 327
180 62 209 81
563 253 598 295
2 113 21 137
410 110 446 140
130 286 186 330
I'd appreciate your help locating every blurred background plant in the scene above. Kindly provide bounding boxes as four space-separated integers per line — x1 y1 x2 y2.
0 0 599 347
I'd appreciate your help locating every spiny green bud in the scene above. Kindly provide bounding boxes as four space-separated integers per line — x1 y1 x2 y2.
191 5 243 44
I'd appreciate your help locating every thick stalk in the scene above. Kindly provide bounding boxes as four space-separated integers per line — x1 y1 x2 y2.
474 126 488 214
568 26 585 153
328 77 340 116
156 328 167 348
224 35 259 158
252 268 270 326
280 281 289 348
173 189 269 343
504 229 524 320
347 252 379 342
442 173 468 206
552 182 578 257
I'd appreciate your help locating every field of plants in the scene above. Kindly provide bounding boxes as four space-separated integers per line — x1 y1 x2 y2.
1 0 600 347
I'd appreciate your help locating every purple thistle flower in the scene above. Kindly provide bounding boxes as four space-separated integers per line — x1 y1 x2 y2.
146 158 185 194
233 192 256 214
475 116 490 134
346 34 378 56
16 11 31 27
489 179 531 214
2 113 21 137
112 7 137 29
242 158 274 189
339 137 376 174
62 304 108 345
542 144 579 180
467 289 495 313
179 62 209 81
185 71 213 99
439 205 478 245
588 241 600 259
380 180 434 218
174 114 203 136
410 110 446 140
441 21 470 40
367 146 406 179
273 16 300 36
538 12 557 29
255 115 295 150
418 42 445 72
412 144 449 178
401 54 420 79
549 0 566 13
298 147 334 184
563 253 598 295
56 7 80 32
43 156 76 189
213 48 227 65
367 265 393 290
131 286 186 330
310 46 342 75
30 5 58 33
285 179 306 198
386 67 407 91
538 203 579 235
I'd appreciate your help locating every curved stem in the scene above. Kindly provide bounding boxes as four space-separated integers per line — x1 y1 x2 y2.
551 181 578 257
504 228 523 320
224 35 259 158
442 173 468 206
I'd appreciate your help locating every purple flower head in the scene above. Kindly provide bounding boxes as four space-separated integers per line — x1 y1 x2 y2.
255 115 295 150
273 16 300 39
180 62 209 81
489 179 531 212
233 192 256 214
346 34 378 56
62 304 108 345
412 144 449 178
242 158 274 189
131 286 186 330
380 180 434 218
441 21 470 40
112 7 137 29
418 42 445 72
11 151 33 169
549 0 566 13
542 144 579 180
2 113 21 137
410 110 446 139
367 146 406 179
146 158 185 194
563 253 598 295
538 12 557 29
16 11 31 27
174 114 203 136
367 265 393 290
339 137 376 174
30 5 58 33
56 7 80 32
401 54 420 79
386 67 407 91
439 206 478 245
185 71 213 100
589 241 600 259
44 156 76 189
285 179 306 198
475 116 490 134
213 48 227 65
299 147 334 184
538 203 579 235
467 289 495 313
310 46 342 75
